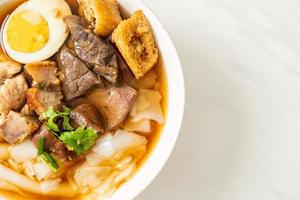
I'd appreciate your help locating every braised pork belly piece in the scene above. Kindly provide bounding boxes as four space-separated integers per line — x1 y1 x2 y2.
26 88 63 120
0 111 39 144
0 74 28 116
25 61 60 90
0 49 22 84
20 104 34 116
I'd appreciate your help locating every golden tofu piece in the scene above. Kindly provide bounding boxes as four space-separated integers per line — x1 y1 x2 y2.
112 10 158 79
78 0 122 37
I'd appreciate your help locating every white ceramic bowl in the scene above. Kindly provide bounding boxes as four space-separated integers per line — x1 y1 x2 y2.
0 0 185 199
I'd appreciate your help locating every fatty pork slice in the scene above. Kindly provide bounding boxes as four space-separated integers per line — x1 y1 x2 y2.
86 85 137 131
25 61 60 90
0 53 22 85
26 88 63 120
0 74 28 116
20 104 34 116
64 15 119 84
0 111 39 144
56 46 103 101
32 125 74 161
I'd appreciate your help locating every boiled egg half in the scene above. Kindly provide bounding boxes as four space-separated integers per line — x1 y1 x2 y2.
2 0 71 63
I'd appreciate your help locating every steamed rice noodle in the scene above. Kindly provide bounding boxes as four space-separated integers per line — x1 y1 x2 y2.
124 89 164 133
130 89 164 123
0 164 77 197
72 130 147 195
10 139 37 163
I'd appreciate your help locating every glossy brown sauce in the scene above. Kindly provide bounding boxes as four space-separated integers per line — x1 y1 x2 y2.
0 1 168 199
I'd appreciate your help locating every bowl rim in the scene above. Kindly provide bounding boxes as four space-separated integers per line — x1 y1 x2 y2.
110 0 185 199
0 0 186 199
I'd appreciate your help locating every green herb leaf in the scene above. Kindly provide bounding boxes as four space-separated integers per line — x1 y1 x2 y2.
45 107 56 118
42 152 59 171
37 137 45 156
46 114 60 132
44 107 74 133
61 107 72 116
62 115 73 131
59 127 98 155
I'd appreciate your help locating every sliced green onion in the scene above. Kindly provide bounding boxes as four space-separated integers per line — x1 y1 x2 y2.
42 152 59 171
37 137 45 156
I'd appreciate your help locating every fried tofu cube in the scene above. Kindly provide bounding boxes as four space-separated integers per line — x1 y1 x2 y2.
78 0 122 37
112 10 158 79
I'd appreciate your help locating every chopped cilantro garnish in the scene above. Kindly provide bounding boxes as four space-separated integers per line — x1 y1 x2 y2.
45 107 74 133
44 107 98 157
62 115 73 131
60 127 98 156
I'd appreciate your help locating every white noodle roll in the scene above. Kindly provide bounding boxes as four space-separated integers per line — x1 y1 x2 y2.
74 130 147 194
130 89 164 126
114 163 136 184
123 118 151 133
0 179 25 195
9 139 37 163
94 163 136 199
92 130 147 159
33 162 54 181
129 69 158 89
40 178 61 193
0 143 9 160
94 172 118 198
115 156 133 170
0 164 77 197
8 159 22 172
23 160 35 179
87 130 147 166
74 164 111 192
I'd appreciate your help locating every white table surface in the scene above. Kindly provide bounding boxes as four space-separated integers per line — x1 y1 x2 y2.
136 0 300 200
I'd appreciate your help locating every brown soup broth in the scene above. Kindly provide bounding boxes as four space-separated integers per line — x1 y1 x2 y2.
0 0 168 199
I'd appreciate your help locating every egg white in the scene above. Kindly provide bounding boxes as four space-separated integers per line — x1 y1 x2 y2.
2 0 72 64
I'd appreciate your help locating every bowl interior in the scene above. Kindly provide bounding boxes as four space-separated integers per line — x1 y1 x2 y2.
0 0 185 199
110 1 185 199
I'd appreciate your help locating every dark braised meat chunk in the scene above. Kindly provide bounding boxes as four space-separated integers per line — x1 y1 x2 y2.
26 88 63 120
25 61 60 90
56 46 102 101
32 125 74 161
86 85 137 130
0 111 40 144
67 97 90 108
70 103 104 134
64 15 119 84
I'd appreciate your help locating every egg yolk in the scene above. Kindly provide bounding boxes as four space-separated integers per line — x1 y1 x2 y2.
6 10 49 53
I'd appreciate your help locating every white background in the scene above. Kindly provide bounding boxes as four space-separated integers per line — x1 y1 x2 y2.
137 0 300 200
